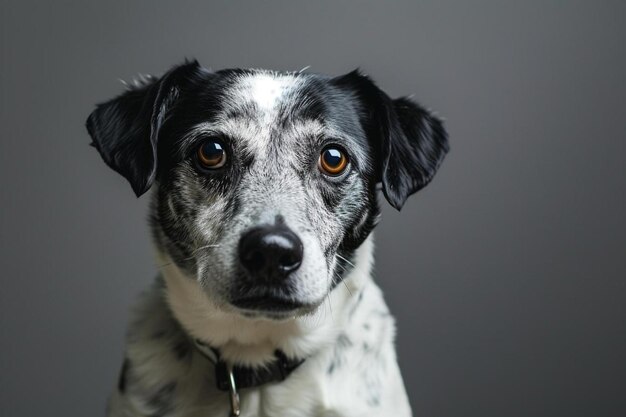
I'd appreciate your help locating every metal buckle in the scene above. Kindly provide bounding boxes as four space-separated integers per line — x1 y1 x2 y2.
226 363 240 416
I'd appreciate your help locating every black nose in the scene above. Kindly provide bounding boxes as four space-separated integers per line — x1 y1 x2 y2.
238 225 303 282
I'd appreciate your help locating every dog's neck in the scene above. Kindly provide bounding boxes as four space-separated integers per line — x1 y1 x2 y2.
156 236 375 367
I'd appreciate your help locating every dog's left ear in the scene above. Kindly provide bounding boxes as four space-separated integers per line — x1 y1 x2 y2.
86 60 203 197
333 70 450 210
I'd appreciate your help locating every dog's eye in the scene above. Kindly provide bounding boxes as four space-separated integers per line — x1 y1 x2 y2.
319 147 349 176
197 139 227 169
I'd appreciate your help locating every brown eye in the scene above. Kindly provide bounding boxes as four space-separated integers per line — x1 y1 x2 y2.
319 147 348 176
197 139 226 169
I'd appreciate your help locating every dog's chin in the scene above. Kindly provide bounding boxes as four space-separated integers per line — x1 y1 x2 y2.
228 296 321 321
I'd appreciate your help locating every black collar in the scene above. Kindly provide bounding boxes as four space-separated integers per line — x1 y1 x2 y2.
194 339 306 415
193 339 305 391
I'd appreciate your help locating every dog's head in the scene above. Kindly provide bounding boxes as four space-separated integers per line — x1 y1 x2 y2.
87 61 448 320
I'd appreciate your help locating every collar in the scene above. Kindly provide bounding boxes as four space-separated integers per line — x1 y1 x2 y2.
193 339 305 416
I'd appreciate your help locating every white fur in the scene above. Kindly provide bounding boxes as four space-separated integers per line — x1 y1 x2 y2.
245 73 294 112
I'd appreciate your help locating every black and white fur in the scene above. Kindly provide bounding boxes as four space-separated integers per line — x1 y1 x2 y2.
87 60 449 417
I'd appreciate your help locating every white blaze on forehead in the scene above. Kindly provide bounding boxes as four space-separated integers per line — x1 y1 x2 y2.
237 73 301 113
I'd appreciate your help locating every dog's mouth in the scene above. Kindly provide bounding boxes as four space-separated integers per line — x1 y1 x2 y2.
230 295 319 318
232 296 302 311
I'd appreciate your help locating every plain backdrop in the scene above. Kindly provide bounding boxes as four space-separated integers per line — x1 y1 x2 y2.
1 1 625 416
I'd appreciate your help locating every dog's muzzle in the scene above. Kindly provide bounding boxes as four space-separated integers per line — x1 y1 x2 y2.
231 221 317 315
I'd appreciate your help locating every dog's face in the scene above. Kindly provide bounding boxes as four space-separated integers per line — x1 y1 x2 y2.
87 61 448 319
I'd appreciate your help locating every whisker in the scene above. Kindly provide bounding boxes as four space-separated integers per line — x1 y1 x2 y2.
342 280 353 297
336 253 355 268
191 244 221 254
334 262 349 273
330 267 353 298
157 261 176 269
331 259 354 297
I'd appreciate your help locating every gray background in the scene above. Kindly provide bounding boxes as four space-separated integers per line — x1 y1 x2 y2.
1 1 625 416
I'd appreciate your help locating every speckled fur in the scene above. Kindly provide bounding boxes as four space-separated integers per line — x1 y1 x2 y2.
87 61 449 417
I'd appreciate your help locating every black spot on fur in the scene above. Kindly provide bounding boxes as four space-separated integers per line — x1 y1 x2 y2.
173 340 191 360
366 390 381 407
118 358 130 394
146 382 177 417
327 333 353 375
362 363 383 408
349 289 365 317
337 333 352 348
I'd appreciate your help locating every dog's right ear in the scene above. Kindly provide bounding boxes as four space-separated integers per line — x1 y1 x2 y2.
86 60 203 197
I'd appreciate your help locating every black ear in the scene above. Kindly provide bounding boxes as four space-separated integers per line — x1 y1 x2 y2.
333 70 450 210
86 60 202 196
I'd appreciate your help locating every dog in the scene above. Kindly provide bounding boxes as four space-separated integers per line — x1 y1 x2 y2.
86 60 449 417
